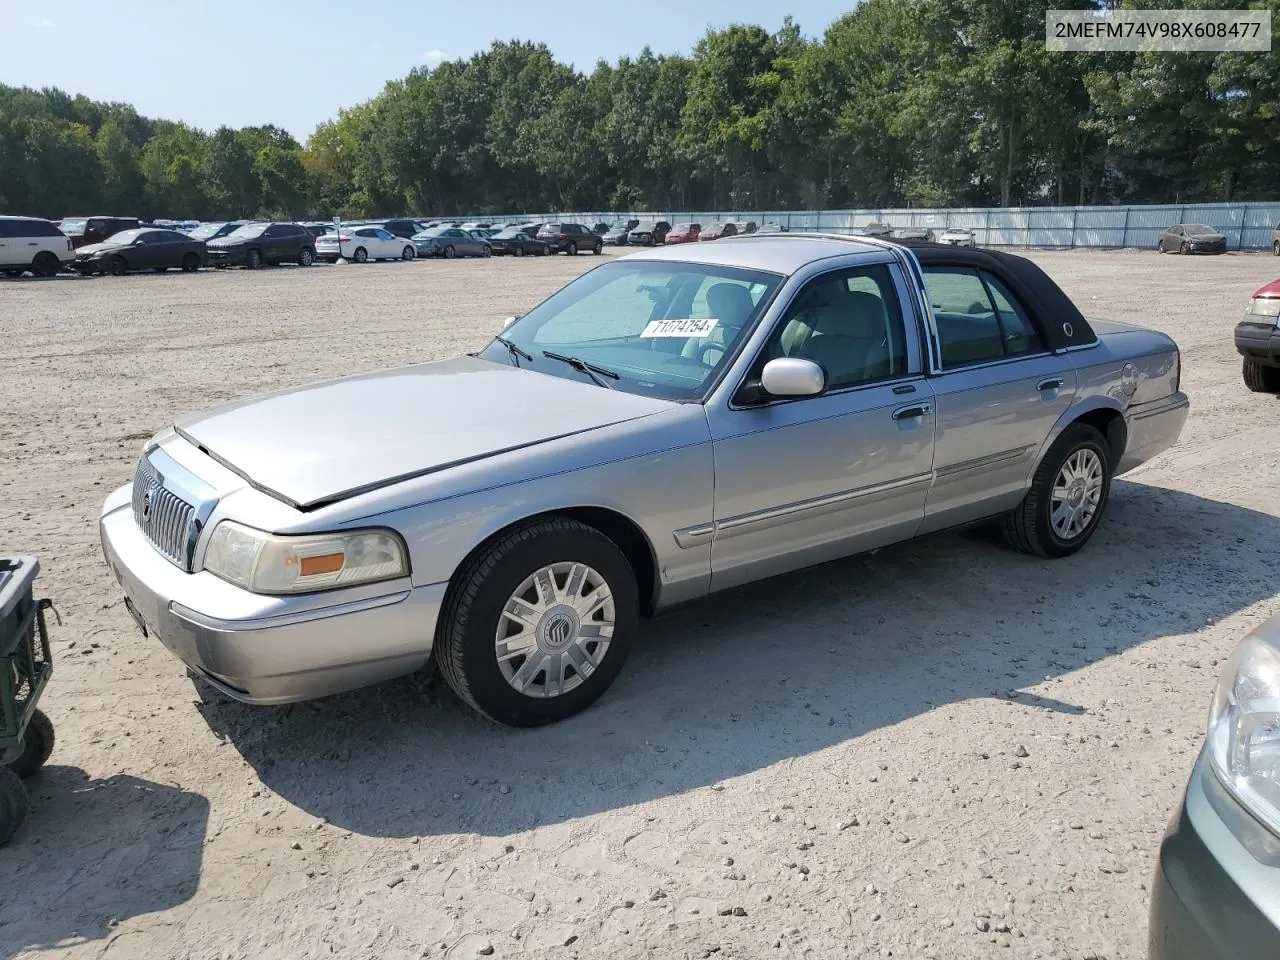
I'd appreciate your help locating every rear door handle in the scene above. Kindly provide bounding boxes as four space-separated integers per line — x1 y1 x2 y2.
1037 377 1064 392
891 403 932 421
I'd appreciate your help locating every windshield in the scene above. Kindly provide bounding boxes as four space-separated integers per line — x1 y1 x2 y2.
1185 224 1217 236
493 228 527 239
59 218 88 235
227 223 267 239
104 229 145 244
189 223 226 240
477 259 782 402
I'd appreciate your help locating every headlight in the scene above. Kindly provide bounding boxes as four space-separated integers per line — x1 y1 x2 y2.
1248 298 1280 321
203 520 408 594
1208 623 1280 836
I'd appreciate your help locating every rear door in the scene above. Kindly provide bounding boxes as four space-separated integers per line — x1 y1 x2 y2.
917 264 1077 534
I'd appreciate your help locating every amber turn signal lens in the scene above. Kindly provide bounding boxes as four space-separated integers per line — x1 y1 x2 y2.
299 553 345 577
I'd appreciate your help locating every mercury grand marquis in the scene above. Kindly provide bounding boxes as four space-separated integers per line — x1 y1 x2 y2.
100 235 1189 726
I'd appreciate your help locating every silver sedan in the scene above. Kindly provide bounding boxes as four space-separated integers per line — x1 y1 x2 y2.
100 235 1189 726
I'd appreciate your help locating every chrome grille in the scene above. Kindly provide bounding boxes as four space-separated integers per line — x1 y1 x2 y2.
132 456 197 569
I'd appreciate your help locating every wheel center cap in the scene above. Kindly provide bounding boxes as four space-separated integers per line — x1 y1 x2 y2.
538 605 581 651
1067 479 1085 507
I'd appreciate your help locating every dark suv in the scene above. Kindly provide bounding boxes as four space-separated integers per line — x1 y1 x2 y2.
372 219 425 239
627 221 672 246
206 222 316 269
58 216 142 249
536 222 603 255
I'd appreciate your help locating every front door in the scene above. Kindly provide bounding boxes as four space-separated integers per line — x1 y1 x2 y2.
705 263 937 590
916 264 1077 533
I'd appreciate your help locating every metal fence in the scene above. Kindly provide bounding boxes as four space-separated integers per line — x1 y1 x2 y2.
483 202 1280 251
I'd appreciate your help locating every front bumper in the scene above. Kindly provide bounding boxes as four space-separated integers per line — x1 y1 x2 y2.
99 487 445 704
206 249 245 266
1149 751 1280 960
1234 320 1280 369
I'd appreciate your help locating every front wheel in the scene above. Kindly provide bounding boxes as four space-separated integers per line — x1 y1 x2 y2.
1273 241 1279 257
435 517 638 727
0 767 28 845
1002 423 1111 558
1179 242 1189 255
482 245 492 258
108 255 127 276
7 710 54 779
442 245 455 259
181 253 200 272
514 246 525 258
246 248 263 269
401 245 415 261
1243 358 1280 393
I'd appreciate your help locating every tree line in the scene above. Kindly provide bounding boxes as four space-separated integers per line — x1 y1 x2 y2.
2 0 1277 222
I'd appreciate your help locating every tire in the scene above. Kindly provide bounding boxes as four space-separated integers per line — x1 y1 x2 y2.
514 246 525 258
246 248 263 269
353 246 368 264
442 245 455 259
1157 242 1166 254
299 247 315 267
401 245 415 261
568 241 578 255
1179 242 1189 255
180 253 200 272
7 710 54 779
1273 241 1279 257
0 767 28 846
1001 423 1112 559
108 255 127 276
1242 358 1280 393
482 245 492 258
593 243 602 255
540 245 549 256
32 252 60 277
435 517 638 727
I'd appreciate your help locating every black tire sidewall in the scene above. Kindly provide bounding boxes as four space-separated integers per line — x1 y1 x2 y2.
1032 427 1112 556
0 767 29 844
446 525 638 726
515 246 525 257
7 710 53 779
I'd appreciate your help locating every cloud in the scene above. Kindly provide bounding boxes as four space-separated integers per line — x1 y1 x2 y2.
421 48 448 67
33 19 56 28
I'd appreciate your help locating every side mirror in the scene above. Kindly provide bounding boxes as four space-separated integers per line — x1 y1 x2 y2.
501 315 519 330
737 357 825 405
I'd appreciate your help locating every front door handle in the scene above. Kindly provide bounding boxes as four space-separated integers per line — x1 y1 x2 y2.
891 403 932 421
1037 377 1064 393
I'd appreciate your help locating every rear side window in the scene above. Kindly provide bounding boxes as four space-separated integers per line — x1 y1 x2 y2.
0 221 13 239
925 266 1043 368
11 219 63 237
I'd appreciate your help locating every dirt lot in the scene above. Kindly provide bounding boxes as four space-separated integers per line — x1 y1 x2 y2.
1 248 1278 960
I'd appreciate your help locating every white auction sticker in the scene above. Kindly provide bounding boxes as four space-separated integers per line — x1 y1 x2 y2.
639 318 719 338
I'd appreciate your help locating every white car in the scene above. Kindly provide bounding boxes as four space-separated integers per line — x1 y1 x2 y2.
938 228 977 248
315 226 417 264
0 216 75 277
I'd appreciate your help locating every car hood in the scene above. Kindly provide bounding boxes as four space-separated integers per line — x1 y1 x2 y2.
174 355 675 509
77 241 123 255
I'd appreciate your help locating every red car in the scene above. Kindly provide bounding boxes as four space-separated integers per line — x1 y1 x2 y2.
664 222 701 244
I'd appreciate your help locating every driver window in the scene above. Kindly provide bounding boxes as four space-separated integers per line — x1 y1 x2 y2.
762 265 909 389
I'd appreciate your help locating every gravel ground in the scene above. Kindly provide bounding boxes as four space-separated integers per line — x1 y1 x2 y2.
1 248 1278 960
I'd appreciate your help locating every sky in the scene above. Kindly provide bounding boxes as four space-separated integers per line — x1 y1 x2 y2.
0 1 857 143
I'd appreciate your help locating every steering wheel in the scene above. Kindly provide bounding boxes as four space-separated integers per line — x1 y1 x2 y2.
696 341 727 365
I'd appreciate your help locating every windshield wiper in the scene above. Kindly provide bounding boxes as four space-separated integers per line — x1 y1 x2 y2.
541 351 619 389
494 336 533 367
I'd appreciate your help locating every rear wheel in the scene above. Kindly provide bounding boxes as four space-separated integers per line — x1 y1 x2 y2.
482 244 492 258
568 241 578 255
246 248 263 269
593 242 602 255
32 252 60 277
1243 358 1280 393
180 253 200 272
0 767 28 845
443 245 455 259
1002 424 1111 558
298 247 315 267
1179 241 1190 255
353 246 368 264
401 245 415 261
7 710 54 779
1273 241 1279 257
435 517 638 727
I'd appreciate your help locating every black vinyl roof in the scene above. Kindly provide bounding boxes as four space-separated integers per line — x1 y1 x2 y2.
895 241 1097 350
